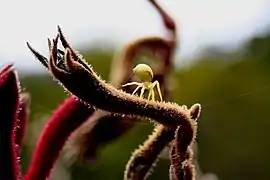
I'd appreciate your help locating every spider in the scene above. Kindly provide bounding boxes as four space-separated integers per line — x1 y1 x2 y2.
122 64 163 102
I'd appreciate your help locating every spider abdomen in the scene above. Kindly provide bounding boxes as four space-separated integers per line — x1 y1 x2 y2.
133 64 153 82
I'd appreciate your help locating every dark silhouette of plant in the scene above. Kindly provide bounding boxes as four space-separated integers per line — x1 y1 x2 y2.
25 23 199 179
64 0 178 163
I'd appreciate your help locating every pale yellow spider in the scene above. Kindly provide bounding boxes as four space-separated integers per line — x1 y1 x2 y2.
122 64 163 102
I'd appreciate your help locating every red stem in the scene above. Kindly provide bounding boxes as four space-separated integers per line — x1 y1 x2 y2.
0 65 20 180
24 96 95 180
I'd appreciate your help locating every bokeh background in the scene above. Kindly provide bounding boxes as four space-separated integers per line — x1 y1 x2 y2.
1 0 270 179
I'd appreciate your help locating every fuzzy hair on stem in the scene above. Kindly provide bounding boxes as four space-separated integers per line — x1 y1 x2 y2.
125 104 201 180
15 93 31 150
0 64 21 180
169 103 201 180
124 124 175 180
23 96 95 180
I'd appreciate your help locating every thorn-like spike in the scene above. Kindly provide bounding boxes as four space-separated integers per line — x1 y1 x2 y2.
48 34 69 77
64 48 77 71
26 42 49 69
47 38 52 51
57 49 65 55
57 25 69 48
57 25 93 72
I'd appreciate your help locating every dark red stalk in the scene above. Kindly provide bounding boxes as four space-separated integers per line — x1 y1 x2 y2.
24 96 95 180
0 64 20 180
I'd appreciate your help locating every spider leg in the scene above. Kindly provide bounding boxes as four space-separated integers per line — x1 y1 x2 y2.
139 86 146 98
152 81 163 102
122 82 141 87
132 84 142 95
147 88 152 100
151 88 155 101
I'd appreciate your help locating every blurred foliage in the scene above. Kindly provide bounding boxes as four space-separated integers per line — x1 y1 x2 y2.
17 31 270 180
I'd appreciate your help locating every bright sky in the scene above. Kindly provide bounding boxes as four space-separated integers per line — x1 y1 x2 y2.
0 0 269 72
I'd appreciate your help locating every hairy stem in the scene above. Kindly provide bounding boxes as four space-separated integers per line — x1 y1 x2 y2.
0 65 20 180
24 97 95 180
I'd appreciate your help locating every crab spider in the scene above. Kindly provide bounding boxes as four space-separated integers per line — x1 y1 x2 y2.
122 64 163 102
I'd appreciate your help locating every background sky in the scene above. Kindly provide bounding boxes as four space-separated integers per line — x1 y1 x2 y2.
0 0 270 72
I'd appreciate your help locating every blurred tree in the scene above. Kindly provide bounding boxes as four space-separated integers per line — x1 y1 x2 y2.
244 33 270 62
